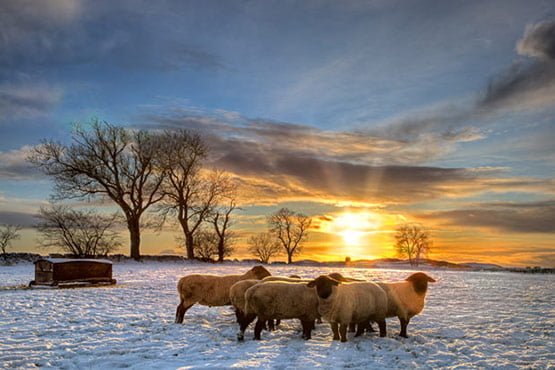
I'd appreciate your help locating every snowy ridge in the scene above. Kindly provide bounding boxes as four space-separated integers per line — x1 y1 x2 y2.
0 262 553 369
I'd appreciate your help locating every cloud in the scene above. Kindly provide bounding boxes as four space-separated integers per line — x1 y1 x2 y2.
0 84 62 121
0 0 225 74
138 109 554 206
367 19 555 146
0 211 38 227
480 19 555 110
419 200 555 233
0 146 40 179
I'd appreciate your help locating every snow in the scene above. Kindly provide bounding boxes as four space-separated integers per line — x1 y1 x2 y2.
0 262 553 369
37 258 113 265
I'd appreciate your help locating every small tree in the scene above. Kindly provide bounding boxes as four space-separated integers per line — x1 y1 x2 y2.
268 208 311 264
36 204 122 257
394 223 432 266
29 121 165 260
248 232 281 264
211 197 237 262
176 230 219 261
0 225 22 255
156 130 224 260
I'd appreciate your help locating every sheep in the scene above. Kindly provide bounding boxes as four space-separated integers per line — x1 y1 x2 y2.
307 275 388 342
175 265 271 324
244 281 320 340
327 272 364 283
377 272 436 338
262 276 311 283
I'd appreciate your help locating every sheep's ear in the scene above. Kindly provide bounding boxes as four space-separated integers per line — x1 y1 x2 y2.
306 280 316 288
427 276 436 283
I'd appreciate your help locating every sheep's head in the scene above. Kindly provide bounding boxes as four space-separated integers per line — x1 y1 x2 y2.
288 274 301 279
250 265 271 279
405 272 436 295
307 275 340 299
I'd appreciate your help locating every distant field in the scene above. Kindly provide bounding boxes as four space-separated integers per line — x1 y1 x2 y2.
0 262 553 369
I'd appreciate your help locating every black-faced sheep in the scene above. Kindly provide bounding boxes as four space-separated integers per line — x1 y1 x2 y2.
307 275 388 342
175 265 271 323
244 281 320 340
378 272 436 337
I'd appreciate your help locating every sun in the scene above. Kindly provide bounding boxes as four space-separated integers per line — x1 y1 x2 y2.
333 212 379 247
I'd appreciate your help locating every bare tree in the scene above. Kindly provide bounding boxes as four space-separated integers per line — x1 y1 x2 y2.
394 223 432 266
0 225 22 255
178 229 218 261
157 130 222 260
248 232 281 264
212 196 237 262
36 204 121 257
268 208 311 264
28 121 164 260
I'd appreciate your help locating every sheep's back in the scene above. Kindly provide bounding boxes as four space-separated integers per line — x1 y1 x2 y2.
179 274 246 306
245 282 319 320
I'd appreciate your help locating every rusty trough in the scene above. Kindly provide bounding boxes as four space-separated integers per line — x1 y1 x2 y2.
29 258 116 288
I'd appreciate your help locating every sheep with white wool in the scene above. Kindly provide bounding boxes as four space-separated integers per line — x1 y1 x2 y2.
307 275 388 342
378 272 436 337
175 265 271 323
244 281 320 340
231 275 312 339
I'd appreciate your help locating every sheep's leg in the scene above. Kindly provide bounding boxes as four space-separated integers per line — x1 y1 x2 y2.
301 320 312 340
399 317 409 338
355 321 367 337
267 319 275 331
348 323 356 333
275 319 281 327
339 323 348 342
254 317 266 340
235 308 243 323
331 322 340 340
316 317 322 324
175 301 194 324
377 319 387 337
367 322 375 332
237 313 257 341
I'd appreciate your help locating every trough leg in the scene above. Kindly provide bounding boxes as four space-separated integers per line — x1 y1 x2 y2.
399 317 409 338
331 322 340 340
339 323 348 342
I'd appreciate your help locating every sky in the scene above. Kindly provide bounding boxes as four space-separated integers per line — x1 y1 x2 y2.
0 0 554 267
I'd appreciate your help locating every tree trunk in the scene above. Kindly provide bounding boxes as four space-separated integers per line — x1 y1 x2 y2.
217 239 224 262
185 233 195 260
127 217 141 261
287 252 293 264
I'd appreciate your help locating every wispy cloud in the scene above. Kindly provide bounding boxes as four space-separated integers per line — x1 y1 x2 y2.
0 146 40 179
0 0 225 74
419 200 555 234
0 84 62 121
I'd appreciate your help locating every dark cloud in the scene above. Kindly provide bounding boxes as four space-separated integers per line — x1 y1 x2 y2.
517 19 555 60
0 0 225 75
420 200 555 233
137 109 555 205
480 19 555 109
0 211 38 227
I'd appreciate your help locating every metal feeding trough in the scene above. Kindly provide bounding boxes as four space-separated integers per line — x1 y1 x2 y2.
29 258 116 288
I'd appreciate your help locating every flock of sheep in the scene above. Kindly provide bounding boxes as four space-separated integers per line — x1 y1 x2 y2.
174 266 436 342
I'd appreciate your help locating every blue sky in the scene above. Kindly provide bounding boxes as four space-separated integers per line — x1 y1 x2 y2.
1 0 554 265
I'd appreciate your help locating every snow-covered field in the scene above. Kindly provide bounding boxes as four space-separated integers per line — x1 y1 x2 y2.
0 262 553 369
